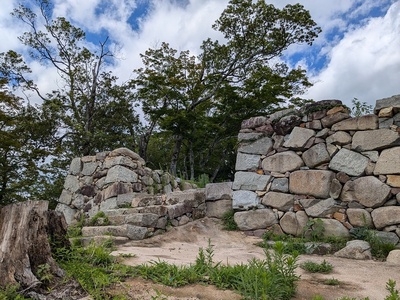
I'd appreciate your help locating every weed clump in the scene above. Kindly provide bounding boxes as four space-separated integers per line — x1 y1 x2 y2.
300 260 333 273
133 240 299 300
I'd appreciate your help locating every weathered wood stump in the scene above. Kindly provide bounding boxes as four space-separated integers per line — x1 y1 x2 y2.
0 200 67 289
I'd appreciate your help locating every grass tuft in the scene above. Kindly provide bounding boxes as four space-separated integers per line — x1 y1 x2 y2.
300 260 333 273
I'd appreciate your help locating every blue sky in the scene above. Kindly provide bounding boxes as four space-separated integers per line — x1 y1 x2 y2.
1 0 399 109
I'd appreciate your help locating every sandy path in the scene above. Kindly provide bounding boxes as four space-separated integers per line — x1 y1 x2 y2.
111 218 400 300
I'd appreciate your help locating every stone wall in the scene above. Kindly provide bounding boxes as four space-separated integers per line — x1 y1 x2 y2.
55 95 400 244
232 95 400 244
55 147 198 225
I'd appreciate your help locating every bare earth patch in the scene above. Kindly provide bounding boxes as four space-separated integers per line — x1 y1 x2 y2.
111 218 400 300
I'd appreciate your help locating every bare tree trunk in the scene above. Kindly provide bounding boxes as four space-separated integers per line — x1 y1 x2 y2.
170 134 183 176
189 141 195 181
0 201 66 289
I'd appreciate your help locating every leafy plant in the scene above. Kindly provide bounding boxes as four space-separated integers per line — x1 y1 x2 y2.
385 280 400 300
351 98 373 117
196 174 210 188
303 218 325 241
0 284 28 300
36 263 53 284
351 228 396 260
222 210 238 231
89 211 110 226
300 260 333 273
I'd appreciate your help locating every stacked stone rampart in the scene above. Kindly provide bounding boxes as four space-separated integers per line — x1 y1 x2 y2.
232 95 400 244
55 147 198 226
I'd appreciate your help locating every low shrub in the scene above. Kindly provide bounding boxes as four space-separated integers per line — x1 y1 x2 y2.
300 260 333 273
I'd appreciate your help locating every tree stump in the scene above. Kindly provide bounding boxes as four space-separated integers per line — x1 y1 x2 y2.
0 200 67 289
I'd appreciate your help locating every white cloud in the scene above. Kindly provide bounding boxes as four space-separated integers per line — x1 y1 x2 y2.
305 1 400 107
1 0 399 109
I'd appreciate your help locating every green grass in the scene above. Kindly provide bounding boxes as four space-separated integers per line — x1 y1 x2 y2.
54 240 134 300
0 285 29 300
89 211 110 226
350 227 396 260
222 210 238 231
323 278 341 286
132 240 299 300
300 260 333 273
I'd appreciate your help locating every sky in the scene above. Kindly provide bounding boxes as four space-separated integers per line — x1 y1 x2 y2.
0 0 399 110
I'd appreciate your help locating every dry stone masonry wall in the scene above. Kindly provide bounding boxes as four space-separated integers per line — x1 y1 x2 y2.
232 95 400 245
55 147 200 229
55 95 400 245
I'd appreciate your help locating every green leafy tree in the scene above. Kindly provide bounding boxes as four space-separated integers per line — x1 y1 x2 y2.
0 0 142 202
0 78 57 205
8 0 141 160
133 0 321 177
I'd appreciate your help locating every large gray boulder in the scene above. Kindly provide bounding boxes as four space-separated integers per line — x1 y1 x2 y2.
334 240 372 260
69 157 83 175
234 209 278 231
374 231 399 245
82 224 148 240
302 143 331 168
352 129 400 151
329 148 369 176
232 190 259 210
326 131 352 145
386 250 400 265
374 94 400 114
64 175 80 193
331 115 378 131
321 219 349 238
238 137 273 155
280 211 308 236
262 151 304 173
261 192 294 211
371 206 400 229
374 147 400 175
206 200 232 218
321 112 350 128
237 132 264 142
270 178 289 193
55 203 76 224
304 198 340 218
289 170 335 198
105 165 138 184
340 176 391 208
233 171 271 191
205 182 232 201
346 208 373 227
283 127 315 149
235 153 260 171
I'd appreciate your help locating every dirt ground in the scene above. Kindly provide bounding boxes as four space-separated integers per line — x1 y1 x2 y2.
111 218 400 300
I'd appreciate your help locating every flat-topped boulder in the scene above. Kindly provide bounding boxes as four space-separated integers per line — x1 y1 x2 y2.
331 115 378 131
352 129 400 151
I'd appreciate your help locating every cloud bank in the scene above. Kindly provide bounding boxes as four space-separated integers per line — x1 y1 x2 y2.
1 0 399 108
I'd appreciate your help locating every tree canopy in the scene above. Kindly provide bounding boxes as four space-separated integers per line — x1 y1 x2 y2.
0 0 321 202
133 0 321 178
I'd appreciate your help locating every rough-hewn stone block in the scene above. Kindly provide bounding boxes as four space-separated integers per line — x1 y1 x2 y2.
234 209 277 231
289 170 335 198
262 151 304 173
